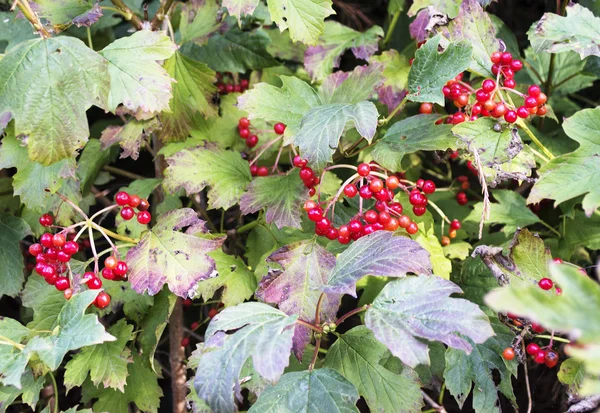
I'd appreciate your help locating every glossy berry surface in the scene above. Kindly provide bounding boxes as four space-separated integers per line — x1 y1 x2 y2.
539 278 553 290
121 206 135 220
94 292 111 309
39 214 54 227
137 210 152 225
115 191 130 206
502 347 515 361
273 122 286 134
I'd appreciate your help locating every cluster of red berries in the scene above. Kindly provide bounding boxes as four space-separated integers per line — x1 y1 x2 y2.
441 219 462 246
115 191 151 224
30 214 111 308
216 73 249 95
293 155 319 197
420 50 547 125
501 342 559 368
246 122 287 177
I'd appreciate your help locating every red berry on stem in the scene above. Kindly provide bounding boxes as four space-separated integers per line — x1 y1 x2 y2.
413 206 426 216
534 350 546 364
545 350 559 368
238 128 250 139
482 79 496 93
113 261 128 277
398 215 411 229
491 52 502 64
422 180 436 194
357 163 371 177
137 198 150 211
369 178 383 193
293 155 307 168
504 78 516 89
273 122 286 135
504 110 517 123
121 206 135 220
307 208 323 222
510 60 523 71
128 194 141 208
315 218 331 233
419 103 433 114
374 188 390 202
386 175 399 190
531 323 545 333
57 251 71 263
359 185 373 199
40 233 53 248
115 191 130 206
378 211 391 225
88 276 103 289
52 233 66 247
39 213 54 227
299 167 314 182
64 288 73 300
257 166 268 177
246 135 259 148
326 228 338 240
238 117 250 128
348 220 363 233
517 106 530 119
55 277 70 291
102 267 115 280
240 79 249 89
63 241 79 255
95 292 111 309
250 165 258 176
539 278 553 290
537 93 548 104
364 210 378 224
528 85 541 97
208 308 218 318
502 347 515 361
450 219 461 230
526 342 540 355
475 89 489 102
406 222 419 235
137 210 152 225
344 184 357 198
29 243 43 256
181 337 190 347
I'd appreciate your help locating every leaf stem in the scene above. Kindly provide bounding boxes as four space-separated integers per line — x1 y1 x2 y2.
379 96 408 125
47 371 59 413
16 0 50 38
309 335 321 371
382 10 400 47
534 334 570 344
335 304 371 326
0 335 24 350
110 0 143 29
517 120 555 160
86 27 93 49
538 220 561 238
103 165 146 180
150 0 175 30
295 319 323 333
54 192 88 220
94 224 140 244
237 218 261 234
427 200 452 224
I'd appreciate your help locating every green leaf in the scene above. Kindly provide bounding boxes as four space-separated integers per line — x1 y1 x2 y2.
443 317 517 413
159 52 217 142
452 257 499 308
0 37 109 165
240 170 308 229
76 139 111 195
443 241 472 260
126 208 225 297
414 222 452 280
101 279 154 324
100 118 160 160
222 0 260 21
22 276 64 332
370 50 411 111
0 214 30 298
29 290 116 370
35 0 99 27
164 143 252 210
528 107 600 216
267 0 335 45
64 319 134 392
194 303 297 413
365 276 494 368
304 21 383 81
408 0 461 18
237 76 321 139
100 31 177 115
319 63 384 105
0 369 44 413
0 12 37 53
295 101 379 170
528 3 600 59
444 0 499 77
464 190 540 234
184 27 279 73
564 211 600 257
265 28 308 61
138 288 176 371
372 114 454 171
248 368 359 413
557 358 586 390
324 326 424 413
198 251 257 307
407 34 472 105
0 318 32 388
179 0 221 44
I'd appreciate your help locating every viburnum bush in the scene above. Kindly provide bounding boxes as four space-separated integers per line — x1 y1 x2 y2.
1 0 600 412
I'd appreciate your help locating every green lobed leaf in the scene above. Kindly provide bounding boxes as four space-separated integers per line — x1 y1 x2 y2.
528 3 600 59
100 279 154 324
198 251 257 307
0 318 32 388
365 276 494 368
564 211 600 258
0 37 109 165
159 52 217 142
0 214 30 299
64 319 134 392
464 190 540 234
407 34 472 105
452 257 499 308
163 143 252 210
408 0 461 18
319 63 384 105
100 118 160 160
248 368 359 413
76 139 111 195
179 0 221 44
126 208 225 297
413 222 453 280
267 0 335 45
239 171 308 229
194 302 297 413
0 12 37 53
304 21 383 81
0 369 44 413
100 31 177 115
138 288 176 371
528 107 600 216
324 326 424 413
35 0 100 28
323 231 433 297
265 28 308 61
557 358 586 390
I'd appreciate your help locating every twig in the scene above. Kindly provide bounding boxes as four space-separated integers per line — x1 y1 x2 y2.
16 0 50 38
335 305 371 326
521 340 533 413
110 0 143 29
470 146 490 239
47 372 59 413
150 0 175 30
421 390 447 413
103 165 146 180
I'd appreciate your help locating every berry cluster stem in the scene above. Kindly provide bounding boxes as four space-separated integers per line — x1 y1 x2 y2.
335 304 371 326
534 334 570 344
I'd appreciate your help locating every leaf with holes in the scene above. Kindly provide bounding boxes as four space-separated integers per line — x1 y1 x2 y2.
267 0 335 45
198 251 257 307
100 118 160 160
319 63 385 105
126 208 225 297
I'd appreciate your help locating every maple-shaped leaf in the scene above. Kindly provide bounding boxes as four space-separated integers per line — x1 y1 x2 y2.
528 3 600 59
100 118 160 160
21 275 64 333
64 319 134 392
36 0 100 28
198 251 257 307
257 240 340 358
365 276 494 368
0 214 30 299
323 231 432 297
0 318 32 388
444 317 518 413
267 0 335 45
0 369 44 412
194 303 297 413
100 31 177 115
159 52 217 142
372 114 454 171
444 0 500 77
324 326 424 413
319 63 384 105
528 107 600 216
179 0 221 44
407 34 472 105
0 37 109 165
465 190 540 234
237 76 321 139
295 101 379 170
222 0 260 22
163 143 252 210
304 21 383 81
126 208 225 297
370 51 411 112
248 368 359 413
240 171 307 229
184 27 279 73
0 11 37 53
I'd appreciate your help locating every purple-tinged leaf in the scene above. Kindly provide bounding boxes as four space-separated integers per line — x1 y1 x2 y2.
256 240 340 358
0 112 12 134
319 63 384 105
366 276 494 368
377 86 407 113
72 2 103 27
194 303 297 413
126 208 225 298
370 50 410 112
239 171 307 229
409 9 430 42
322 231 432 297
100 118 159 160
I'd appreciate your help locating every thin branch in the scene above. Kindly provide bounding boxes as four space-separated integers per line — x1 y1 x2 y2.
421 390 447 413
110 0 143 29
103 165 146 180
150 0 175 30
335 305 371 326
16 0 50 38
521 340 533 413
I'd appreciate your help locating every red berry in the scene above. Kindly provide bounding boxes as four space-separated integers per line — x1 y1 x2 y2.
545 350 559 368
374 188 390 202
359 185 373 199
181 337 190 347
503 79 516 89
553 258 563 264
525 96 538 108
528 85 541 97
348 220 363 233
326 227 338 240
88 276 103 289
40 233 53 248
364 210 378 224
502 67 515 79
452 112 466 124
257 166 269 177
137 211 152 225
246 135 259 148
273 122 286 135
225 84 234 93
293 155 307 168
238 128 250 139
531 323 545 333
363 225 375 236
250 165 258 176
191 321 200 330
233 85 242 93
419 103 433 114
357 163 371 177
537 93 547 105
450 219 461 230
502 347 515 361
307 208 323 222
101 267 115 280
500 52 512 64
539 278 553 290
369 178 384 193
378 211 391 225
104 256 117 270
39 213 54 227
481 79 496 93
315 218 331 233
491 52 502 64
113 261 128 276
121 206 135 221
45 247 58 260
63 288 73 300
475 89 489 102
517 106 529 119
344 184 357 198
491 63 500 75
55 277 70 291
183 298 193 307
456 192 468 205
128 195 141 208
504 110 517 123
94 292 111 309
208 308 218 318
406 222 419 235
308 187 316 197
52 233 65 248
510 60 523 71
398 215 411 229
386 176 399 190
115 191 130 206
442 86 451 96
240 79 249 89
389 202 403 215
299 167 314 182
422 180 436 194
413 206 426 216
29 243 43 256
238 117 250 128
57 251 71 263
526 342 541 355
63 241 79 255
416 179 425 189
137 198 150 211
534 350 546 364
